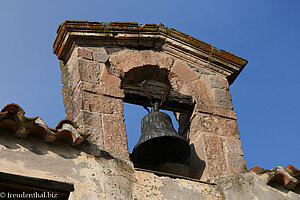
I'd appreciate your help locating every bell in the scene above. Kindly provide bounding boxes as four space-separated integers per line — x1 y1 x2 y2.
132 102 190 165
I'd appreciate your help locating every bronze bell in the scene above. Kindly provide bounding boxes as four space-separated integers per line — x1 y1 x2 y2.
132 102 190 165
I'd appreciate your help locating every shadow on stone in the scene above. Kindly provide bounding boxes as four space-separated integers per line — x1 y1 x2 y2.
189 143 206 179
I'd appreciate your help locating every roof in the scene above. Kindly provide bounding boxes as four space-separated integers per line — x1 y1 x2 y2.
0 103 90 146
53 21 248 84
249 165 300 190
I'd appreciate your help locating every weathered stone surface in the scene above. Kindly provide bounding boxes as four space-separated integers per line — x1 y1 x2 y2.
207 74 229 89
214 173 300 200
226 153 247 174
66 87 83 120
0 135 134 200
195 104 237 120
203 135 229 178
94 52 109 63
77 48 93 60
212 88 233 109
171 60 199 83
65 47 79 73
189 132 210 180
154 51 173 70
76 58 102 84
218 117 240 138
79 124 104 149
139 50 157 66
109 49 143 75
133 170 222 200
102 175 132 199
99 65 121 87
82 92 123 114
74 110 102 127
81 81 124 98
222 138 246 174
102 114 129 159
223 138 243 155
192 113 240 138
188 77 215 106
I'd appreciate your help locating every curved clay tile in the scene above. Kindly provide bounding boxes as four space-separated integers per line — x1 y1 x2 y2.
0 103 90 146
249 165 300 190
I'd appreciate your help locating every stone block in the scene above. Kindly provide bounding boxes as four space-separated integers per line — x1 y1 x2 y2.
74 110 102 127
102 114 129 159
109 49 143 75
81 81 124 99
77 48 93 60
226 153 247 174
66 88 83 120
79 125 104 149
188 78 215 107
218 118 240 138
189 133 210 180
190 113 240 138
154 51 173 70
99 65 121 87
203 134 229 178
188 114 203 139
77 58 102 84
212 88 233 109
207 74 229 89
82 92 123 114
61 65 70 86
222 138 243 155
94 52 109 63
139 50 157 66
171 60 198 84
65 46 79 73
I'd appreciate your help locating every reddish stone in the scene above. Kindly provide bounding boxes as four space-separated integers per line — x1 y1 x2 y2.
100 65 121 87
81 81 124 99
80 125 104 149
74 110 102 127
212 88 233 109
226 153 247 174
189 78 215 106
109 49 143 75
202 134 229 178
154 51 173 70
77 58 101 84
139 50 156 66
207 74 229 89
189 132 210 180
82 92 123 114
102 114 129 159
171 60 198 84
77 48 93 60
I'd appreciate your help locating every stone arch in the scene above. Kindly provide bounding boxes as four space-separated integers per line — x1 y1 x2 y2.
108 49 173 86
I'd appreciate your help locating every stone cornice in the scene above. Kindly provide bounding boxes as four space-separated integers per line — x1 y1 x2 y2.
53 21 248 84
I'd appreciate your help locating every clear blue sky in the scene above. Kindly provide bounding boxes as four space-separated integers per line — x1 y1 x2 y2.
0 0 299 170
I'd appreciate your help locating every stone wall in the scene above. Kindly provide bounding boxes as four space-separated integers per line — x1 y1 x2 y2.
1 134 298 200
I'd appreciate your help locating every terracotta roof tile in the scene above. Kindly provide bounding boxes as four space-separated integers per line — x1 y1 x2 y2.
249 165 300 190
0 103 90 146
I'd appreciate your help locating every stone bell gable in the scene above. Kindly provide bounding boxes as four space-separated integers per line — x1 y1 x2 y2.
53 21 248 181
